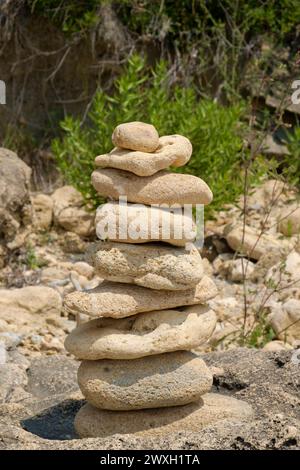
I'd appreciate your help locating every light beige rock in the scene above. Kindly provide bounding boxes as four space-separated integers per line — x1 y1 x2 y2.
95 201 197 247
95 135 192 176
65 304 216 360
78 352 212 410
278 203 300 236
112 122 159 152
31 194 53 230
263 340 293 351
269 299 300 344
92 168 212 205
0 286 62 316
86 241 203 290
225 224 282 260
64 275 217 319
75 393 254 438
52 186 94 237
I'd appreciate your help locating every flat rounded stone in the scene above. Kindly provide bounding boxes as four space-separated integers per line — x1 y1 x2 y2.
112 122 159 152
63 275 218 319
92 169 213 205
75 393 254 438
64 304 217 360
86 242 204 290
95 201 197 247
95 135 192 176
77 352 212 410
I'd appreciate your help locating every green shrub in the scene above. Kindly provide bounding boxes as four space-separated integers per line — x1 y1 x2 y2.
52 54 254 214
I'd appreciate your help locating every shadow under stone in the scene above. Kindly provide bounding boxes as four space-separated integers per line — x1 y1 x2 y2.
21 399 84 440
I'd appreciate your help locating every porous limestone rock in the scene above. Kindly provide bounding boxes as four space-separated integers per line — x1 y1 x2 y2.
112 122 159 152
64 275 217 319
92 168 213 205
86 241 204 290
77 352 213 410
225 223 282 260
95 201 197 247
75 393 254 438
52 186 94 237
95 135 192 176
65 304 217 360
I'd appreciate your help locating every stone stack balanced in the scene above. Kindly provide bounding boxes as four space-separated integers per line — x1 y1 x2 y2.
64 122 253 438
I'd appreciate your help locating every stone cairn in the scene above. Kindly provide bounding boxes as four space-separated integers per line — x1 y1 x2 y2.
64 122 253 438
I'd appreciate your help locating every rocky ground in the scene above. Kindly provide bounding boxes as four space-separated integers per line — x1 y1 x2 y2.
0 349 299 449
1 147 300 449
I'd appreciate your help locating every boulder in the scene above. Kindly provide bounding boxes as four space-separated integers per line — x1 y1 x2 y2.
269 299 300 344
65 304 216 360
64 275 217 319
95 135 192 176
0 148 31 241
86 241 204 290
112 122 159 152
92 168 212 205
75 393 254 438
78 352 213 410
51 186 94 237
95 201 197 247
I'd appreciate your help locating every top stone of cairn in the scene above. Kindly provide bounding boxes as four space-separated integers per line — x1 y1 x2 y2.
112 122 159 152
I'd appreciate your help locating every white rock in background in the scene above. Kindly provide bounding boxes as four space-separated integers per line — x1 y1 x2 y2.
31 193 53 230
269 298 300 344
51 186 94 237
278 203 300 236
263 340 293 351
0 286 62 316
225 223 282 260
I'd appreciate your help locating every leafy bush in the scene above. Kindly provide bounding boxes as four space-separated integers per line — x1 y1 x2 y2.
52 54 253 214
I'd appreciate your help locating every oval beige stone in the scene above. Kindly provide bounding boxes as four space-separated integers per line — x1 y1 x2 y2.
77 351 213 410
95 201 196 247
63 275 218 319
95 135 192 176
64 304 217 360
92 169 213 205
75 393 254 438
86 242 203 290
112 122 159 152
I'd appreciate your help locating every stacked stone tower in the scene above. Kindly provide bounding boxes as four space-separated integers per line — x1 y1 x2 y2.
64 122 252 438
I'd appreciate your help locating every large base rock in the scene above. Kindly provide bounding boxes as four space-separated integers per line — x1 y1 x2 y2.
74 393 254 438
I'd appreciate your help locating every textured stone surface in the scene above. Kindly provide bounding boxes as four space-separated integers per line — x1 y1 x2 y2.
225 223 282 260
0 349 299 449
78 352 212 410
64 275 217 319
95 201 197 246
0 147 31 241
51 186 94 237
92 168 213 205
0 286 62 316
75 393 253 438
65 304 216 360
95 135 192 176
111 122 159 152
87 241 204 290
